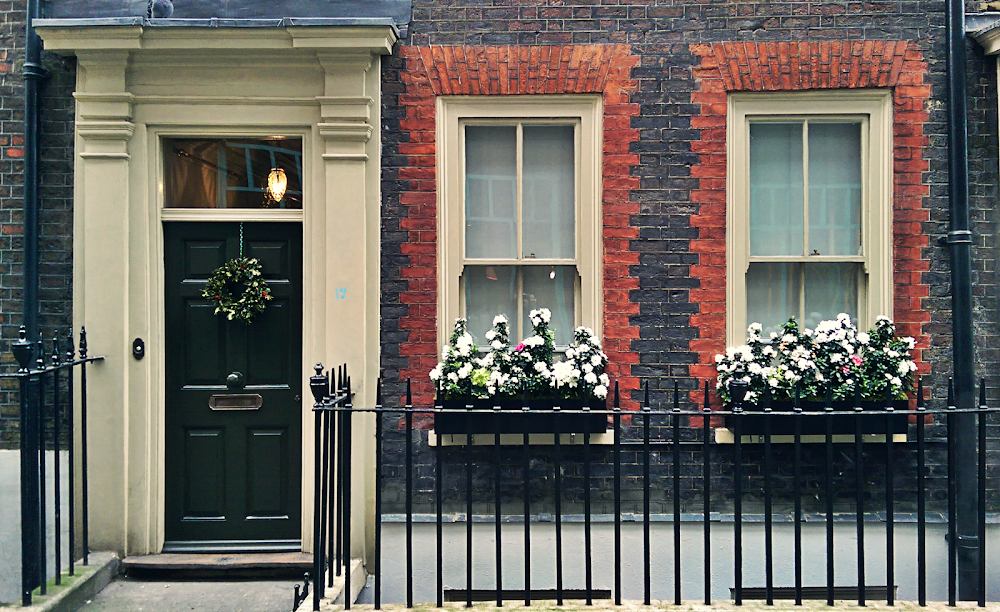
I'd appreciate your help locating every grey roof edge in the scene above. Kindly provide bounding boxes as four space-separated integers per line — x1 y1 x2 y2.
34 16 402 37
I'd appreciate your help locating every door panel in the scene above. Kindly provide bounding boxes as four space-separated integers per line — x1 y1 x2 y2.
165 222 302 546
183 428 226 518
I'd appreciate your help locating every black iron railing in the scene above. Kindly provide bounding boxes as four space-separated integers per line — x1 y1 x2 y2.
9 326 102 606
307 365 997 610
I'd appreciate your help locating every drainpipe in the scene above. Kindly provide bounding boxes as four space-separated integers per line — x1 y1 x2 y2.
944 0 979 600
22 0 45 341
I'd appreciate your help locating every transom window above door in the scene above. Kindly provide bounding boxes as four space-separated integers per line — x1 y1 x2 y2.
164 137 303 209
727 92 893 344
438 97 602 349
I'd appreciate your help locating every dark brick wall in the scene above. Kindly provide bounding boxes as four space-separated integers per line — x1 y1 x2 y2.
0 0 76 447
379 1 1000 510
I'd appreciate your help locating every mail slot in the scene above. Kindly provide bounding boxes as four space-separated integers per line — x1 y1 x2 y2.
209 394 263 411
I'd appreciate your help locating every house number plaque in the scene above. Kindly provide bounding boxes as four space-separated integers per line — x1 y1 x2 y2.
209 394 263 411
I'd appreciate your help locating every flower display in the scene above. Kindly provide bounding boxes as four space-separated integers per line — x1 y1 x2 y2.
715 314 917 405
430 309 610 401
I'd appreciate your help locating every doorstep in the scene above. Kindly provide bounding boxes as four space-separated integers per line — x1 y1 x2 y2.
122 552 312 580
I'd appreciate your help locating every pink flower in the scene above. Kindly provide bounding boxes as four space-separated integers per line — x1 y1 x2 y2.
515 343 525 352
851 355 863 366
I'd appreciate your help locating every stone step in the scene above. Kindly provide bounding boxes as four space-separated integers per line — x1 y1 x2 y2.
122 552 313 580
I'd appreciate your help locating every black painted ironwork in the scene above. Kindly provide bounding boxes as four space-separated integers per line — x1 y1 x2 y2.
305 372 996 609
12 326 102 607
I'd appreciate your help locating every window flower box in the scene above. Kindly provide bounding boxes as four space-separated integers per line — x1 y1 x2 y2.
718 314 917 437
724 399 910 436
434 397 608 435
430 309 609 437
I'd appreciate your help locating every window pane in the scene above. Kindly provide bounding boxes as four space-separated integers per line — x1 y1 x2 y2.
749 123 804 256
465 126 517 259
522 126 575 259
809 123 862 256
465 265 517 344
747 262 801 337
164 138 303 209
522 266 576 346
803 262 859 329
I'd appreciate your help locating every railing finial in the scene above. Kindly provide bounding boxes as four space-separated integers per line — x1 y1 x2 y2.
12 325 33 372
78 326 88 359
309 363 328 405
65 327 74 362
643 380 650 411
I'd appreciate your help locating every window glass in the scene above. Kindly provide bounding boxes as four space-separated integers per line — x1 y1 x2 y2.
462 122 579 344
808 123 862 257
522 266 575 346
803 262 859 329
465 265 518 344
465 127 517 259
749 123 803 257
746 262 801 337
164 137 302 209
522 126 575 259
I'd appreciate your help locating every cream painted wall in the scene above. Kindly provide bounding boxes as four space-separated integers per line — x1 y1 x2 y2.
37 24 393 559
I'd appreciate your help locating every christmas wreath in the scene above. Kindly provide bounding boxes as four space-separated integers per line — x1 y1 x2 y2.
202 257 273 323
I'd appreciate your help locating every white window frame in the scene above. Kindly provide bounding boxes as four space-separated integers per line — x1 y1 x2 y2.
726 90 893 345
437 95 603 347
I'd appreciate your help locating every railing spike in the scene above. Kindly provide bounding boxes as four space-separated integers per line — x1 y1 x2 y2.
405 378 412 407
51 336 59 366
947 377 955 407
643 380 650 411
614 380 620 410
979 377 986 407
65 327 74 362
917 376 924 410
703 379 710 412
673 380 679 412
36 332 45 369
376 377 382 407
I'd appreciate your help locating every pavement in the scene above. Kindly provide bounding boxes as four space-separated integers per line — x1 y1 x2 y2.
1 449 71 605
73 579 301 612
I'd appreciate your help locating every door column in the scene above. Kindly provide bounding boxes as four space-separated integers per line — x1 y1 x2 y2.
73 49 135 554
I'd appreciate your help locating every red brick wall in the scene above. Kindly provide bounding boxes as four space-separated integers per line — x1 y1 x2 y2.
396 44 642 409
687 41 932 395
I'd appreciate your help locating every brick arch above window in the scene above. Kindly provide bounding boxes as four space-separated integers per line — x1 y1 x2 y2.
395 44 643 411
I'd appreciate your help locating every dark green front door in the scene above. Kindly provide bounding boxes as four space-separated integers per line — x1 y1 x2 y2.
164 222 302 549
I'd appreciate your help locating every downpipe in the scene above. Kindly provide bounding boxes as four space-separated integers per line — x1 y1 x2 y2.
22 0 45 339
944 0 979 600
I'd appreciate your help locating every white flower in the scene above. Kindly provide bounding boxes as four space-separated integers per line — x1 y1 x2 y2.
594 384 608 399
447 372 459 383
903 337 916 350
458 363 473 379
858 332 870 344
782 334 796 343
715 354 724 364
891 377 902 387
430 366 442 381
585 372 598 384
886 349 899 359
566 348 576 359
769 378 779 388
491 340 502 350
830 353 843 363
748 322 763 334
485 330 496 341
748 363 763 375
534 362 547 373
493 314 508 326
599 373 609 386
591 354 602 366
